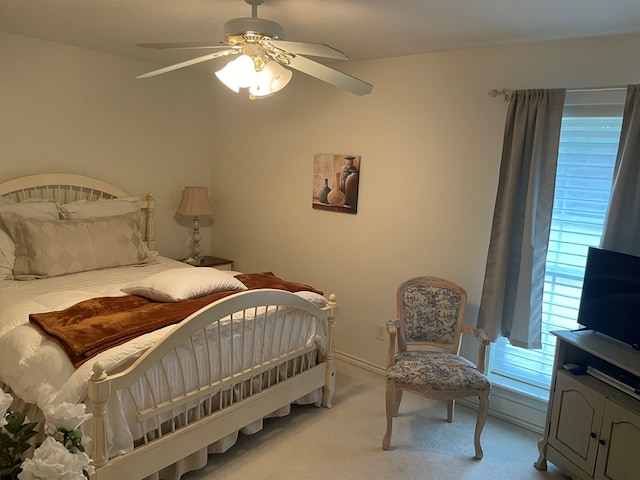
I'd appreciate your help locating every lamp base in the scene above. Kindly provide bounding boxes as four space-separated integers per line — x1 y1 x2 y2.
184 257 203 266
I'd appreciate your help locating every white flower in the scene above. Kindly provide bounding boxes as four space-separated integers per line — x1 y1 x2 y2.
18 436 94 480
43 402 92 434
0 391 13 426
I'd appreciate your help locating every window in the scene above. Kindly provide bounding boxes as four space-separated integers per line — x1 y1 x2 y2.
488 90 626 396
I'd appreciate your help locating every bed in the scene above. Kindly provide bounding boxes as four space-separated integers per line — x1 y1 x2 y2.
0 173 338 480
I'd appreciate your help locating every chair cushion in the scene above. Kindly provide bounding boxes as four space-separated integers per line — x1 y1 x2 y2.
387 351 490 392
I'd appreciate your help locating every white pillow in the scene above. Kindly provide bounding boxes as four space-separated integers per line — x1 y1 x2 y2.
60 197 140 219
121 267 248 302
0 201 60 279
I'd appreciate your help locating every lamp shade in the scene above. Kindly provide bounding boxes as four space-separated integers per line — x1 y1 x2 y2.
176 186 214 217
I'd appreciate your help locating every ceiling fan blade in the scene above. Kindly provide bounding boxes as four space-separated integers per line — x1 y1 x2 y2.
287 55 373 96
136 42 228 51
269 40 348 60
136 49 239 79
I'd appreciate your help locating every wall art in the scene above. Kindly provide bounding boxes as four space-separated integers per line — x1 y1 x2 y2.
312 153 361 214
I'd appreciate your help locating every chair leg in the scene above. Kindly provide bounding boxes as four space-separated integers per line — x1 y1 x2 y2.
394 388 403 417
446 399 455 423
474 392 490 460
383 381 396 450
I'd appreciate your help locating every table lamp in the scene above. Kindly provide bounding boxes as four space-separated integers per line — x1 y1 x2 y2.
175 186 214 264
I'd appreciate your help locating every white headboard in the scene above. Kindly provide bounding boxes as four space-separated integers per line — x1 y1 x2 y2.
0 173 156 250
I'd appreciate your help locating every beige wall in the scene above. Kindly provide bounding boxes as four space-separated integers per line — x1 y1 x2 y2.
0 31 218 258
208 34 640 369
2 30 640 373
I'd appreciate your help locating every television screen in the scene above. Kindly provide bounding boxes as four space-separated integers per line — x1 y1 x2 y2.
577 247 640 350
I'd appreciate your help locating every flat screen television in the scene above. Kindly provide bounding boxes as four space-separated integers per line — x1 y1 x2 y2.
577 247 640 350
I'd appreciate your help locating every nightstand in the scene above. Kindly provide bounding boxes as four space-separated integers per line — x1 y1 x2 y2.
187 256 234 270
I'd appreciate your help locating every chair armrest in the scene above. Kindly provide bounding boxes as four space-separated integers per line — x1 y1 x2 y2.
461 325 491 374
386 320 400 368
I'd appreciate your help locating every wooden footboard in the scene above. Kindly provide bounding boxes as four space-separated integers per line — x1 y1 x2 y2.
88 290 337 480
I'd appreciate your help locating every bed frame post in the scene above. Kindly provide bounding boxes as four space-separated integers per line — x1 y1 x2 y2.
144 193 156 251
88 362 110 470
322 294 338 408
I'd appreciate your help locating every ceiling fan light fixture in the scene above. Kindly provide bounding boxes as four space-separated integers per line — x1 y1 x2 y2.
215 54 292 99
136 0 372 96
249 61 293 98
215 54 256 92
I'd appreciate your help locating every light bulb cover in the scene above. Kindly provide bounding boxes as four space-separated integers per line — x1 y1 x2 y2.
215 55 257 92
216 56 292 98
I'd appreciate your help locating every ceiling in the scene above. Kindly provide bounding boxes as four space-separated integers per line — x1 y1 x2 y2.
2 0 640 71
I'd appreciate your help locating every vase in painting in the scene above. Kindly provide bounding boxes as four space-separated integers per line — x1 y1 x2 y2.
340 156 358 191
344 170 359 210
327 172 346 206
318 178 330 204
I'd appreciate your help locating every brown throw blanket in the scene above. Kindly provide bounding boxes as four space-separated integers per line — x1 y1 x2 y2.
29 272 323 367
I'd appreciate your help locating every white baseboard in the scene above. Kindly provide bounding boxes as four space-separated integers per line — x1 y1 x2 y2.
335 350 548 434
336 350 386 375
457 387 547 434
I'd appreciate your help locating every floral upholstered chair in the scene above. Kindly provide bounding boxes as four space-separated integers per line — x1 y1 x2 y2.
382 276 491 459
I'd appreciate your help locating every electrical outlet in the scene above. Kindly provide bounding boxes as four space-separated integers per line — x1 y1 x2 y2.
376 324 386 341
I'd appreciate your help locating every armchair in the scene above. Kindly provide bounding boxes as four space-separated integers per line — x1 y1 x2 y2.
382 276 491 459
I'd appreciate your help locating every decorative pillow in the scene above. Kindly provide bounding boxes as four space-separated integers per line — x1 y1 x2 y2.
0 200 60 220
1 211 149 280
60 197 140 219
121 267 248 302
0 201 60 279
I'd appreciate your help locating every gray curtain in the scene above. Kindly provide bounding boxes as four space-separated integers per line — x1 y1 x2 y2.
478 89 566 348
601 84 640 257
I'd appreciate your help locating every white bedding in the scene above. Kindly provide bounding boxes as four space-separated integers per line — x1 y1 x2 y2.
0 256 194 408
0 256 327 460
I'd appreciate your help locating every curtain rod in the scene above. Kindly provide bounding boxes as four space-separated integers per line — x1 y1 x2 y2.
488 88 512 101
488 85 627 102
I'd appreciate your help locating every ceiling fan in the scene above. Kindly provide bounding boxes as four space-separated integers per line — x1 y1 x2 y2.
136 0 373 98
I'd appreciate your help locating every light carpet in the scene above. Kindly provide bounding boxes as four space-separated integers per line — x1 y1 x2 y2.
185 360 567 480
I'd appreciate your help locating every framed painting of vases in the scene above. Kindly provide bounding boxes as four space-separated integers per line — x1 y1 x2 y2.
312 153 361 214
